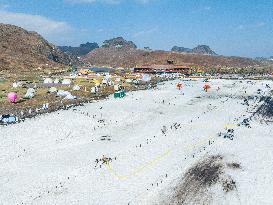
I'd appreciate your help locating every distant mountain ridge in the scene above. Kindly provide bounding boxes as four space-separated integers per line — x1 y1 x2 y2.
0 26 270 74
83 37 267 71
171 46 192 53
58 42 99 57
171 45 217 55
255 56 273 62
0 23 78 71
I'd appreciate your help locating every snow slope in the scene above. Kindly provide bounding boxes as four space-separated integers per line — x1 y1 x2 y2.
0 79 272 205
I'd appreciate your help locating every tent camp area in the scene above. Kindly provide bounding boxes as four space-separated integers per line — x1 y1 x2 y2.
0 79 273 205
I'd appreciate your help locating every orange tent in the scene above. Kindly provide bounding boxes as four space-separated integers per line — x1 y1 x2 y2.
203 84 211 92
176 83 183 90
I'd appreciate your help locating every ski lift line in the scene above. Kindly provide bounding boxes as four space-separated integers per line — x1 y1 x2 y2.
106 135 216 180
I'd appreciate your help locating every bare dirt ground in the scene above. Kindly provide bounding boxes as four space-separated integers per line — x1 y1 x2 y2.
167 155 241 205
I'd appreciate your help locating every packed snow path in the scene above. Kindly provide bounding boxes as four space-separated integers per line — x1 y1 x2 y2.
0 79 273 205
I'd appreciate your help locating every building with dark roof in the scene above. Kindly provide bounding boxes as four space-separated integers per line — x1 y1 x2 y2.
134 64 191 74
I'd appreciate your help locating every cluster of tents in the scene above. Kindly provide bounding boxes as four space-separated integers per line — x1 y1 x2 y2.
44 78 72 85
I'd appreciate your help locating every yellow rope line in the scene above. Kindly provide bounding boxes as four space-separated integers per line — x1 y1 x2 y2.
105 122 237 180
106 149 171 180
106 135 216 180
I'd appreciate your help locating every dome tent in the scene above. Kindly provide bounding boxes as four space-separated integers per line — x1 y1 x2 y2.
44 78 53 84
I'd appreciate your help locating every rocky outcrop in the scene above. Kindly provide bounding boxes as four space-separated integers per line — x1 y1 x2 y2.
102 37 137 49
171 46 192 53
192 45 217 55
171 45 217 55
58 42 99 57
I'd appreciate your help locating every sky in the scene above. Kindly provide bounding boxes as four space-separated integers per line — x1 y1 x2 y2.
0 0 272 58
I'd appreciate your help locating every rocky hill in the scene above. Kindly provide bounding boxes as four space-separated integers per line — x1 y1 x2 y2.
171 45 217 55
0 23 78 72
171 46 192 53
102 37 137 49
83 37 267 72
58 42 99 57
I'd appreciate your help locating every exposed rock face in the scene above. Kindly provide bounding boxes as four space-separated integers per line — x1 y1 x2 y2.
171 46 192 53
0 23 78 71
102 37 137 49
171 45 217 55
58 42 99 57
192 45 217 55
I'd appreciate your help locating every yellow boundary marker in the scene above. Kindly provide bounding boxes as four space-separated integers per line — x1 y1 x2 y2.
224 123 237 128
105 123 237 180
106 149 171 180
106 135 218 180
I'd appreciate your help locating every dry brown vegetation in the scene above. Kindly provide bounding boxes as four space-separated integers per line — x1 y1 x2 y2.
0 23 78 73
83 47 273 73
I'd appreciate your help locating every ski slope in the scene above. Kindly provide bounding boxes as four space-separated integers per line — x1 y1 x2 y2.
0 79 273 205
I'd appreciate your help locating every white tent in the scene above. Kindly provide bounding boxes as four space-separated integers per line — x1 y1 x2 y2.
64 93 76 100
12 82 23 88
44 78 53 84
57 90 76 100
73 85 81 91
141 74 151 82
125 79 132 83
48 87 57 93
62 79 72 85
102 79 108 85
24 88 35 98
104 74 112 79
54 78 60 84
57 90 70 96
